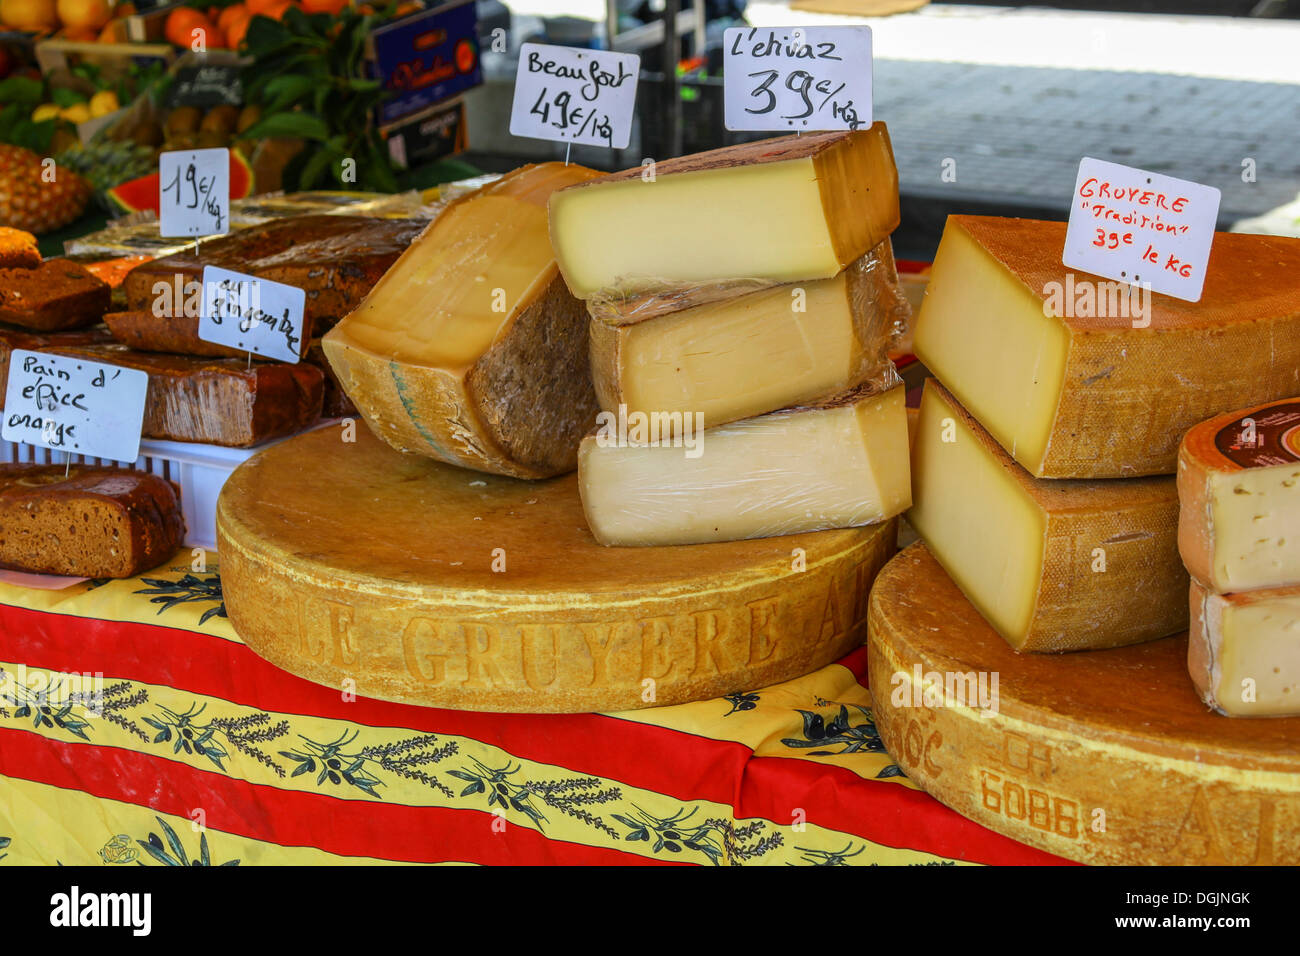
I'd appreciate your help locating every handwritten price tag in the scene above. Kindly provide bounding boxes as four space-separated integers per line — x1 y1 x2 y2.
158 147 230 238
1064 158 1221 302
510 43 640 149
724 26 871 132
199 267 305 364
2 350 148 463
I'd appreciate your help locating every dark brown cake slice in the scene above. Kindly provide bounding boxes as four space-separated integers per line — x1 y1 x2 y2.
103 310 313 361
0 464 184 577
0 324 115 397
44 343 324 448
0 260 111 331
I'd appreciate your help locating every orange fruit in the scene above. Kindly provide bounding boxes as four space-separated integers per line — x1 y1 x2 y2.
223 5 250 47
299 0 345 12
164 6 221 48
245 0 286 13
1 0 58 30
216 1 243 30
57 0 111 32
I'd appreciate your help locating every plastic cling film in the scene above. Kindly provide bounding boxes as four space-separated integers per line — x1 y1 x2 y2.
578 367 910 547
587 241 912 436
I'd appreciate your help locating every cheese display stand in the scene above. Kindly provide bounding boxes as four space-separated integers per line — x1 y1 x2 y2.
215 424 898 713
867 544 1300 866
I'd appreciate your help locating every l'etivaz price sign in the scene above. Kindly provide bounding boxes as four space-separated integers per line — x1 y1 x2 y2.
724 26 872 132
2 350 148 463
158 147 230 238
510 43 640 150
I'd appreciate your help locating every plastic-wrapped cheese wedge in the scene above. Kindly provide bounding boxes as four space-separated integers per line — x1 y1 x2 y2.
549 125 899 299
908 379 1187 652
587 241 910 435
913 216 1300 478
578 372 910 547
1190 580 1300 716
1179 397 1300 593
323 163 604 480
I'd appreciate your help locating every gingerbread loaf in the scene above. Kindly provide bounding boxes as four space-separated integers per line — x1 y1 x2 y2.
122 215 425 335
0 260 111 331
0 464 184 577
103 310 313 361
44 343 324 447
0 325 115 397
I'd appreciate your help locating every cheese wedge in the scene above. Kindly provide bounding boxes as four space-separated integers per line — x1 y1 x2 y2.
549 125 899 299
908 379 1187 651
588 241 908 434
1190 579 1300 717
323 163 604 479
1179 398 1300 593
579 376 910 547
913 216 1300 478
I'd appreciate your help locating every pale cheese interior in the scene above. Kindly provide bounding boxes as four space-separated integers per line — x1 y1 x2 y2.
616 273 861 426
336 195 554 367
1212 593 1300 716
908 382 1045 644
579 385 910 546
913 221 1069 475
1209 464 1300 591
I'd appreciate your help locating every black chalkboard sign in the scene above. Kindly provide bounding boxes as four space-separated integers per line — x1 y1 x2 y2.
166 64 243 109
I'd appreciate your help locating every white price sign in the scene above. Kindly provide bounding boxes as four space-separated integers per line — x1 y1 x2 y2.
1064 158 1221 302
510 43 640 149
2 350 148 463
724 26 872 132
158 147 230 238
199 266 306 363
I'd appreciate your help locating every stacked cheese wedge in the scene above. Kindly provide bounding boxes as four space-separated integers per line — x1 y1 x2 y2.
547 126 914 546
1180 400 1300 715
907 217 1300 652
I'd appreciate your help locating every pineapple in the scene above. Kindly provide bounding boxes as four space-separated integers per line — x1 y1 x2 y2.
0 144 93 236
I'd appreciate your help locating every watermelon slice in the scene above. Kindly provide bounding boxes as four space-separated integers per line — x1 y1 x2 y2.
107 149 254 216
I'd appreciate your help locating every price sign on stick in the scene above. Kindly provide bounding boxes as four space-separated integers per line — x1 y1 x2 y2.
510 43 641 150
2 350 148 463
199 267 306 364
1064 158 1221 302
723 26 872 132
159 147 230 238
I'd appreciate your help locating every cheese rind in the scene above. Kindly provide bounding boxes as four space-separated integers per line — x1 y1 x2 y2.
914 216 1300 478
1178 398 1300 593
323 164 604 479
549 126 900 299
578 377 910 547
588 242 908 433
1189 579 1300 716
908 379 1188 651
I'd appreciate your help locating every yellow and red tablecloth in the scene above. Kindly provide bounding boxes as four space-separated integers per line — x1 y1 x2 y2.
0 551 1065 866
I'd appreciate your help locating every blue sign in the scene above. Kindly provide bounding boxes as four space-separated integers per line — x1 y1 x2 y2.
371 0 482 127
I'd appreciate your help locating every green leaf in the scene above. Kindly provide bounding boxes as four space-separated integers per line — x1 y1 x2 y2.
200 833 210 867
0 77 44 106
290 762 312 778
51 88 86 108
241 111 330 142
157 818 189 866
137 840 179 866
295 145 336 190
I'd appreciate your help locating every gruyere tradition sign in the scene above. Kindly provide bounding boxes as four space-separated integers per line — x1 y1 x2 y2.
1064 158 1221 302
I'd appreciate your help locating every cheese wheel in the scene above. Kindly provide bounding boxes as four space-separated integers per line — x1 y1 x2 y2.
1179 397 1300 593
216 425 899 713
867 543 1300 865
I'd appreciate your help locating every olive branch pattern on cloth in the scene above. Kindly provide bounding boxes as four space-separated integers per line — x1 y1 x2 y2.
136 817 239 867
0 836 9 861
613 806 784 866
793 842 867 865
449 757 623 838
279 730 459 799
134 573 226 626
781 698 905 778
143 702 289 776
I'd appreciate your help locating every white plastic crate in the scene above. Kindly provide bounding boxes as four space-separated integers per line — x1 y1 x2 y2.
0 422 338 551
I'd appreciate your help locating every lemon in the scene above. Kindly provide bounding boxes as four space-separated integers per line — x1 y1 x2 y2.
61 103 92 124
30 103 61 123
89 89 120 118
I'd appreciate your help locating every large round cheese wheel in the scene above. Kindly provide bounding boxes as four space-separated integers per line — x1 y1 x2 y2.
217 424 897 713
867 543 1300 865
